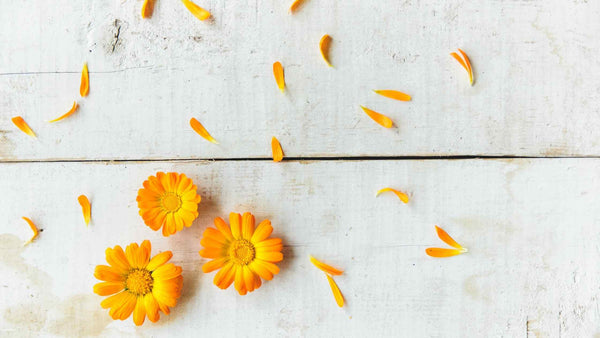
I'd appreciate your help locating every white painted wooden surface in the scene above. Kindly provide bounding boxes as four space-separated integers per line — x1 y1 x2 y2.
1 0 600 159
1 160 600 337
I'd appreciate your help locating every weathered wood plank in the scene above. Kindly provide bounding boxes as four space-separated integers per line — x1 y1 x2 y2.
1 0 600 159
0 159 598 336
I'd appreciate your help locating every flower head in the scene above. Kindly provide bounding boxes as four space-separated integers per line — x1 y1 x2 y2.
93 240 183 326
137 172 201 237
199 212 283 295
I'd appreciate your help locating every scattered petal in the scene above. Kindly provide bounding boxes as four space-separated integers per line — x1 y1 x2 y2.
426 226 468 258
360 106 393 128
310 255 343 276
181 0 211 21
376 188 409 204
451 49 474 86
319 34 333 67
190 118 219 144
273 62 285 92
49 101 78 123
11 116 36 138
22 217 39 245
435 225 465 250
326 274 344 307
141 0 156 18
80 63 89 97
271 137 283 162
78 195 91 226
289 0 306 13
373 90 411 102
458 49 474 85
425 248 463 258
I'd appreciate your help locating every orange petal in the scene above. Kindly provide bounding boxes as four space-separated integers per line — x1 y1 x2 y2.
319 34 333 67
80 63 89 97
434 225 465 251
310 255 343 276
181 0 211 21
458 48 474 85
49 101 78 123
425 248 464 258
22 217 39 245
326 274 344 307
78 195 91 226
289 0 306 13
376 188 409 204
360 106 393 128
190 118 219 144
373 90 411 102
271 137 284 162
273 62 285 92
11 116 36 138
141 0 155 18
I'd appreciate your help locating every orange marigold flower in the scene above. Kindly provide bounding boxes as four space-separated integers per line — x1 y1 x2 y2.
136 172 201 237
93 240 183 326
199 212 284 295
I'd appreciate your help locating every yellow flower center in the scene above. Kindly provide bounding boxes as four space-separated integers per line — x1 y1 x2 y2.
125 269 153 296
161 192 182 212
228 239 255 265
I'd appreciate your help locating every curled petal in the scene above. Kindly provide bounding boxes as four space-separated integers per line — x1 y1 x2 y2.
141 0 155 18
360 106 393 128
273 62 285 92
425 247 465 258
22 217 39 245
271 137 284 162
319 34 333 67
190 118 219 144
181 0 211 21
289 0 306 13
49 101 79 123
373 90 411 101
458 48 474 85
310 255 343 276
78 195 91 226
376 188 409 204
434 225 465 250
11 117 36 138
326 274 344 307
80 63 89 97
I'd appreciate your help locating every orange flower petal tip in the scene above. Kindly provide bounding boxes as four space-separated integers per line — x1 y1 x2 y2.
78 195 91 226
425 248 464 258
190 118 219 144
80 63 89 97
360 106 393 128
21 217 39 246
376 188 409 204
273 62 285 92
289 0 306 13
49 101 78 123
11 116 36 138
271 137 283 162
451 49 474 85
326 274 344 307
319 34 333 67
373 90 411 101
141 0 156 18
309 255 344 276
434 225 465 250
181 0 211 21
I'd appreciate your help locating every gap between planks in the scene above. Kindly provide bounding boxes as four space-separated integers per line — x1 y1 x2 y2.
1 155 600 164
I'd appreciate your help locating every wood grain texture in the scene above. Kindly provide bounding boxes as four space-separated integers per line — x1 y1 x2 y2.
1 0 600 160
0 159 599 336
